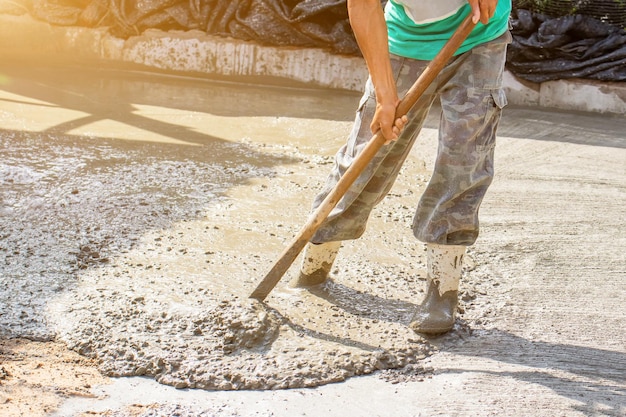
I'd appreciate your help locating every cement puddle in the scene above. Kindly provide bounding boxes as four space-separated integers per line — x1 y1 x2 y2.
1 60 432 390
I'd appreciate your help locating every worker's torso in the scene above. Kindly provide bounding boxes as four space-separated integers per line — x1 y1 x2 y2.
385 0 512 60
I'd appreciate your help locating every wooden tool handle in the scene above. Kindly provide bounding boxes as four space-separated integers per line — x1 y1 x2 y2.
250 14 476 301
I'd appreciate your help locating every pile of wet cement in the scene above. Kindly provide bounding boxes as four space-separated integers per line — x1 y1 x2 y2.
52 288 427 390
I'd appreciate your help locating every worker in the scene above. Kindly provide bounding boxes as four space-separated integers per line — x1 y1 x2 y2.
293 0 512 334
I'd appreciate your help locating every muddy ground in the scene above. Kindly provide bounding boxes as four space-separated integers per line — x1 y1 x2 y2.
0 57 625 416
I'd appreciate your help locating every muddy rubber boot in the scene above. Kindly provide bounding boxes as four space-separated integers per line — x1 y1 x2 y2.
291 241 341 287
409 243 466 335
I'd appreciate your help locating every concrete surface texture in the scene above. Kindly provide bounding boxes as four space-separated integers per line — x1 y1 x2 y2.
0 51 625 416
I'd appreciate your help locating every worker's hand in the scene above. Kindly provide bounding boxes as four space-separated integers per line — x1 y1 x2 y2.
467 0 498 25
370 98 408 145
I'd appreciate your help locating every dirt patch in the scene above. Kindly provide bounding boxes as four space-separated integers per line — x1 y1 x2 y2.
0 339 108 417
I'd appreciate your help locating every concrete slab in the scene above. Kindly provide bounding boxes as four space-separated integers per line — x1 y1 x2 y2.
0 52 624 417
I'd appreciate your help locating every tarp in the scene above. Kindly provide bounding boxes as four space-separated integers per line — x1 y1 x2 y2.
507 9 626 82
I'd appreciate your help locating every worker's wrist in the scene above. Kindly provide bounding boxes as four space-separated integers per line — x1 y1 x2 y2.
374 87 398 106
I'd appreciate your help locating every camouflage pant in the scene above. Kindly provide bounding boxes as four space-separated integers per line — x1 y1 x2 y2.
311 32 510 246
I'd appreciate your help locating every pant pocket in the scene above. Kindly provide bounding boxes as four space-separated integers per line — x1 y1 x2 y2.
491 88 508 109
474 88 507 152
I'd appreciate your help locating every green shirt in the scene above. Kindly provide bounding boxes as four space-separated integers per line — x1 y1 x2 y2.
385 0 512 61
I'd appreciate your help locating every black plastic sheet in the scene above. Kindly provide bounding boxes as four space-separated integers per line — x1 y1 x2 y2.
507 9 626 82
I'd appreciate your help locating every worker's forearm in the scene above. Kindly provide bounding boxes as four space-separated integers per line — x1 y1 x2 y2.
347 0 396 104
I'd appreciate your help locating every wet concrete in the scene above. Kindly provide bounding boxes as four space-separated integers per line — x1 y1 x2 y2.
1 55 625 416
0 57 430 390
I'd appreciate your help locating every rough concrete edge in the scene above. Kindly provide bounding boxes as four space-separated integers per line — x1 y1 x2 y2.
118 29 368 91
503 70 626 114
1 14 624 114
